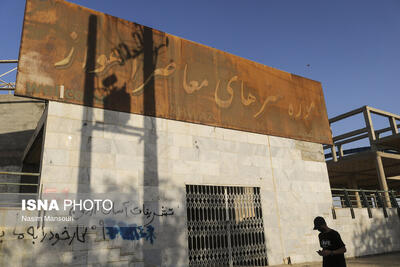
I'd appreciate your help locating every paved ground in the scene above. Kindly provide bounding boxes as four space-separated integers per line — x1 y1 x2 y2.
273 252 400 267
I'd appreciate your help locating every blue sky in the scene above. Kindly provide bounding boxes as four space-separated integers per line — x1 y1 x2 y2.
0 0 399 142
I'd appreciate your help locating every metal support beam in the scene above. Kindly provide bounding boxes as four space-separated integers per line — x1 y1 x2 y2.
375 123 400 135
0 60 17 94
363 107 376 144
368 106 400 120
374 154 392 208
329 106 364 123
333 127 368 142
0 67 17 79
378 151 400 160
331 145 338 162
0 60 18 63
338 144 344 158
389 117 399 134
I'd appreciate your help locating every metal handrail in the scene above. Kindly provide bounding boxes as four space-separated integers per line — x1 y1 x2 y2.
0 171 40 207
0 60 18 92
329 106 364 124
0 192 38 195
331 188 400 219
0 182 38 186
0 171 40 176
331 188 397 193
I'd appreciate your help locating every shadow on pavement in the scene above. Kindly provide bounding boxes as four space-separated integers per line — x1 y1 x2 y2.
272 252 400 267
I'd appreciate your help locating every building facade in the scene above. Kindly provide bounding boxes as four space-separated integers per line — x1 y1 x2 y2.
0 0 399 266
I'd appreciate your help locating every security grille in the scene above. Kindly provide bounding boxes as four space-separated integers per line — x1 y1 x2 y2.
186 185 268 267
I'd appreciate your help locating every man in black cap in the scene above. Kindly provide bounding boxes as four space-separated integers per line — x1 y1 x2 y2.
313 216 347 267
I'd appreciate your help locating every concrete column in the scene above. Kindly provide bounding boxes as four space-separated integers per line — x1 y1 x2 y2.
347 175 362 208
375 154 392 208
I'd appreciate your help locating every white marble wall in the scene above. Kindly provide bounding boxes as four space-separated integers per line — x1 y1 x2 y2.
330 208 400 258
1 101 380 266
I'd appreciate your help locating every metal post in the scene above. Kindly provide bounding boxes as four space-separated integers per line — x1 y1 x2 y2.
224 187 233 267
389 191 399 208
332 207 337 220
360 190 372 218
375 191 388 218
343 190 355 219
389 191 400 219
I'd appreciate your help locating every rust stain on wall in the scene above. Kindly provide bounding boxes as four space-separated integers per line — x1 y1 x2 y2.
15 0 332 145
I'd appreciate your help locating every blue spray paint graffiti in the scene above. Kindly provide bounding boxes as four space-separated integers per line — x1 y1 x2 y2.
105 220 156 244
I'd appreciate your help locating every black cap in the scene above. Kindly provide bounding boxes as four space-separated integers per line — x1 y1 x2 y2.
313 216 326 230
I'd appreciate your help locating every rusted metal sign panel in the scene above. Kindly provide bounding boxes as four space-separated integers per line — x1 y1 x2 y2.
15 0 332 145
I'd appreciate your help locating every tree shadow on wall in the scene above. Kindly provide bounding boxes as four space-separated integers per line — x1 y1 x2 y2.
351 210 400 258
0 12 189 267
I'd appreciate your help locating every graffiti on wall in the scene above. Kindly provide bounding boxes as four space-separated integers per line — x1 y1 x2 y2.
104 220 156 244
0 220 156 246
69 203 174 225
0 201 175 245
